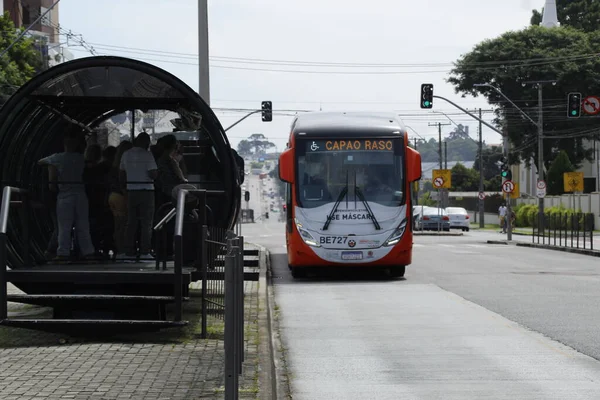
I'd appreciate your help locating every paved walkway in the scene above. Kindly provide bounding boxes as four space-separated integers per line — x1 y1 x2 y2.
0 246 264 399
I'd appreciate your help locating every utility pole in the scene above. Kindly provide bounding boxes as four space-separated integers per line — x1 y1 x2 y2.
429 122 451 208
478 108 484 228
413 138 419 206
523 80 556 231
444 142 448 170
198 0 210 105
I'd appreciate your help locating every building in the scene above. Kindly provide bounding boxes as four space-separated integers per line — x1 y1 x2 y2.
3 0 73 68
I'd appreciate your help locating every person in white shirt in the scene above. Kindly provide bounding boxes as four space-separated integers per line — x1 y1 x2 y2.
119 132 158 260
498 204 507 233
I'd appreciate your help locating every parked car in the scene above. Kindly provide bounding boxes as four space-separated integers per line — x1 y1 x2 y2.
420 207 450 231
412 205 430 230
445 207 470 231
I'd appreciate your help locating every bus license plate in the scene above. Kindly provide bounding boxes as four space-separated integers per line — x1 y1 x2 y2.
341 251 363 260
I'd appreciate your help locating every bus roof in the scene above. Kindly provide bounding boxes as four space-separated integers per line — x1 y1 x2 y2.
290 112 406 138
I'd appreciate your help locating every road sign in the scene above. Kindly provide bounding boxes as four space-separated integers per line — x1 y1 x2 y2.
432 169 451 189
536 180 546 190
536 187 546 198
583 96 600 116
478 191 485 200
563 172 584 192
509 182 519 199
502 180 515 193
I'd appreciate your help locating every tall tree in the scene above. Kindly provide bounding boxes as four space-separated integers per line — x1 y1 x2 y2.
546 150 575 195
531 0 600 32
236 139 253 157
247 133 275 155
448 26 600 173
0 12 42 104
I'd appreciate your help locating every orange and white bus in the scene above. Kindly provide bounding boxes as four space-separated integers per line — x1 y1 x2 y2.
278 112 422 278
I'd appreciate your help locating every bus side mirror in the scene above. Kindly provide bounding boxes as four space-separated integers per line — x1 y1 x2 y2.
406 147 422 182
278 149 295 183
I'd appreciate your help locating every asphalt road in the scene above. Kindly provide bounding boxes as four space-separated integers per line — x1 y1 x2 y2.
243 216 600 399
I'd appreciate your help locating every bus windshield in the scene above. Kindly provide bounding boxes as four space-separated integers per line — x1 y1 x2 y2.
296 138 404 209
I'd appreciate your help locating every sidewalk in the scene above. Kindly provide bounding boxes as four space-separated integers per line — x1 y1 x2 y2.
0 244 268 400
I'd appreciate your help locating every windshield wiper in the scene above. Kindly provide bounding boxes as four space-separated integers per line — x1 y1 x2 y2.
322 185 348 231
354 186 381 230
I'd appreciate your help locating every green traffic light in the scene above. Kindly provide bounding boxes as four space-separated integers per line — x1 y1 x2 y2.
423 101 430 107
501 171 508 177
571 110 577 116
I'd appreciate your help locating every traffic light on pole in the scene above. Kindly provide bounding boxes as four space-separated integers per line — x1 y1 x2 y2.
567 92 582 118
420 84 433 109
261 101 273 122
500 157 512 180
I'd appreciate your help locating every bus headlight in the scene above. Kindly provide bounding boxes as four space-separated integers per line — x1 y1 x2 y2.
384 220 407 247
295 218 320 247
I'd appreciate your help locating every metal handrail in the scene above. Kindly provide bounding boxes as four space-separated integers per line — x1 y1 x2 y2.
0 186 29 320
0 186 28 234
153 208 177 231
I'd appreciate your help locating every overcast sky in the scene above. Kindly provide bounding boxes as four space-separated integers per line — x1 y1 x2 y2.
55 0 539 151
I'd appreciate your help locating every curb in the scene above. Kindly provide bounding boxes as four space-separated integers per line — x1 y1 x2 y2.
253 243 275 400
487 240 509 245
516 242 600 257
252 243 291 399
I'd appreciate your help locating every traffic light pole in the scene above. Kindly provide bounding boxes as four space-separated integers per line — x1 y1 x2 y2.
478 108 484 229
224 110 262 132
503 132 512 241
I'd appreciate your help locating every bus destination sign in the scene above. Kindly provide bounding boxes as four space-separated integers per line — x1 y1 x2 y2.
307 139 394 153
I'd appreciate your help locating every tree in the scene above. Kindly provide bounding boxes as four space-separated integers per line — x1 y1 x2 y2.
448 25 600 173
450 163 479 191
247 133 275 155
0 12 42 104
546 150 575 195
237 140 253 157
531 0 600 33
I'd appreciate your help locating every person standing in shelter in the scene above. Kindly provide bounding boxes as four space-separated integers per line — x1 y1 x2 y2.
120 132 158 261
38 130 95 262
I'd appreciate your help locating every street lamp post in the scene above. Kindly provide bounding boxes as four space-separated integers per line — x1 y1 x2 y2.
472 83 542 241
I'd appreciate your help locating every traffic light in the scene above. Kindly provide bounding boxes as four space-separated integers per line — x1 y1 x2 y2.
567 92 582 118
244 191 250 202
500 157 512 180
420 84 433 109
261 101 273 122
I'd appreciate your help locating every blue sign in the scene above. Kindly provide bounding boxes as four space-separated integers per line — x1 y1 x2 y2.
259 157 265 162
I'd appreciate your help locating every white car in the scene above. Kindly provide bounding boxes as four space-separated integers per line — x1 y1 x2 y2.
445 207 470 231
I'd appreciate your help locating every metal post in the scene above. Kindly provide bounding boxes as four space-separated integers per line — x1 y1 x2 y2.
537 83 545 228
0 233 7 320
224 244 239 399
198 0 210 105
238 236 245 367
444 141 448 170
201 225 208 338
438 123 443 170
478 108 485 228
503 133 512 241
